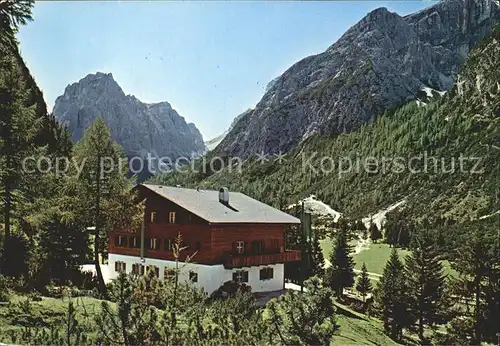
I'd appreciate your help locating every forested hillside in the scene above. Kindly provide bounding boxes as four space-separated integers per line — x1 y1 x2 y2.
151 23 500 223
1 2 74 279
0 33 71 155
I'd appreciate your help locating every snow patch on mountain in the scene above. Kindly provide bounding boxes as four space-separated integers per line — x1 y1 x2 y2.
290 195 342 222
361 199 407 230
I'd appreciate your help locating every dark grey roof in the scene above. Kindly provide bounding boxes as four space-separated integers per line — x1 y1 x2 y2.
142 184 300 224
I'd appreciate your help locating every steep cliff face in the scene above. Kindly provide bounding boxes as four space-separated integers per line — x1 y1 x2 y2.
53 72 205 160
217 0 500 158
204 111 248 152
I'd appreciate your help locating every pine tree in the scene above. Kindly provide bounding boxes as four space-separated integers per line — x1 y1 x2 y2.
309 232 324 278
369 221 381 242
30 209 89 288
449 228 500 345
64 119 142 296
0 0 34 50
325 228 355 297
405 229 446 342
265 277 338 345
96 272 134 345
0 53 38 276
356 262 372 303
375 247 411 341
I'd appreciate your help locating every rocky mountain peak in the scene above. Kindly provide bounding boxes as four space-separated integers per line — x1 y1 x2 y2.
54 72 206 170
61 72 124 100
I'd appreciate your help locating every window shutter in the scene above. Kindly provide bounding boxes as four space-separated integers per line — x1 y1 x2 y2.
114 236 119 246
232 241 237 253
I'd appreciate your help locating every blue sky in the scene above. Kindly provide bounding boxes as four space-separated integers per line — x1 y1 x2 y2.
18 1 432 140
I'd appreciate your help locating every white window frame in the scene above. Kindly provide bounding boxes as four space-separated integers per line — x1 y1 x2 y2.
260 267 274 281
233 270 249 283
168 212 176 224
150 238 158 250
236 241 245 254
115 261 126 273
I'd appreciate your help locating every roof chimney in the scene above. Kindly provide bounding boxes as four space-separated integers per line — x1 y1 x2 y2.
219 187 229 205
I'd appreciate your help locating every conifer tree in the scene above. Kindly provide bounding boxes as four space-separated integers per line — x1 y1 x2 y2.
308 232 325 278
404 229 446 342
64 119 142 296
369 221 381 242
0 53 38 275
356 262 372 303
325 228 355 297
265 277 338 345
0 0 34 50
449 229 500 345
375 247 411 341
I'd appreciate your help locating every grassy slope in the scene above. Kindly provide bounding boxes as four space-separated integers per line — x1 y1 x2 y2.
334 303 400 346
321 239 458 279
353 244 410 275
0 294 105 343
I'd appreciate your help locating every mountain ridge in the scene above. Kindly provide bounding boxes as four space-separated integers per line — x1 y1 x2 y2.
53 72 206 161
150 22 500 223
216 0 500 159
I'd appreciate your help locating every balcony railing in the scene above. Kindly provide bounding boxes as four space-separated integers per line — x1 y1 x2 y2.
224 250 301 269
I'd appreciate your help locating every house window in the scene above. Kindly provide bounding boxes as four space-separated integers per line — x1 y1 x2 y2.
260 267 274 280
235 241 245 254
147 265 159 277
129 236 140 248
168 212 176 224
164 238 173 252
149 238 159 250
251 240 264 254
189 271 198 283
195 241 201 252
232 270 249 283
114 261 126 273
115 235 127 247
164 267 176 280
150 212 157 223
132 263 145 275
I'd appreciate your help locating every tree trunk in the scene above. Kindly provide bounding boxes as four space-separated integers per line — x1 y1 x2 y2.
94 228 107 297
94 157 107 298
2 182 11 275
418 316 424 342
473 276 481 345
418 283 425 342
